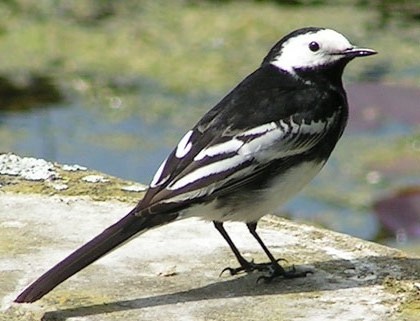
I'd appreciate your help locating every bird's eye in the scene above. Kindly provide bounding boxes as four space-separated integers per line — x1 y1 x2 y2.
309 41 320 52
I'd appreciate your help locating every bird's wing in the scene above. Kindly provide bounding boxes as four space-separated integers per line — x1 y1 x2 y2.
136 66 342 215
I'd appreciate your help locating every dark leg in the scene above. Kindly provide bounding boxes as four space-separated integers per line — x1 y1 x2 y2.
213 221 272 275
213 221 249 269
247 222 311 282
247 222 279 263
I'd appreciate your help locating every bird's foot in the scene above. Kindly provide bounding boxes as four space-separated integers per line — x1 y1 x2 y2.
257 262 313 283
220 258 285 276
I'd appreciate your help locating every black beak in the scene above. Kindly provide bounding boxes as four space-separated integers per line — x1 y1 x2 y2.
342 47 377 58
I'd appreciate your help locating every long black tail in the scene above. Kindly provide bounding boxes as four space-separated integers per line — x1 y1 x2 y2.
15 209 178 303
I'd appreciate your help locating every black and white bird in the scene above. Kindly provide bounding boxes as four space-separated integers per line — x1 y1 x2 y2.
15 27 376 303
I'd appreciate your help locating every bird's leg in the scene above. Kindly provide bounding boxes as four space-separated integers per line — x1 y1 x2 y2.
213 221 268 275
213 221 272 276
247 222 311 282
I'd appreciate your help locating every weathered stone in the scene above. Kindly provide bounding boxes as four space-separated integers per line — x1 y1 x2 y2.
0 154 418 321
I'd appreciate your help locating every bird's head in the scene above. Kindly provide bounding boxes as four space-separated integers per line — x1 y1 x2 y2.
263 27 376 77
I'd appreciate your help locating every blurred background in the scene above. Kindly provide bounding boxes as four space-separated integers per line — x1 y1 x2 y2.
0 0 419 254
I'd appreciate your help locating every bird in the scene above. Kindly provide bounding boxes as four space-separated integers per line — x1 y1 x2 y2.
15 27 376 303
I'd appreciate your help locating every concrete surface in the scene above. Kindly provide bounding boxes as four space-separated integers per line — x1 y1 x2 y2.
0 154 419 321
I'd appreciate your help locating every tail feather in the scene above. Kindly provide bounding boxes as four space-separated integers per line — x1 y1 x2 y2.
14 209 178 303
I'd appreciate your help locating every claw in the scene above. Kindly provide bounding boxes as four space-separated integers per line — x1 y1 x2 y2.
219 262 254 277
219 267 240 277
219 257 312 282
219 258 281 277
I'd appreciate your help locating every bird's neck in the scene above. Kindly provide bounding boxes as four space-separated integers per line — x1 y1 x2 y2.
294 62 348 90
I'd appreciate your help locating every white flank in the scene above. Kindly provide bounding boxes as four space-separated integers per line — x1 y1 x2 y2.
175 130 193 158
194 139 243 161
167 154 247 190
247 160 325 220
184 161 325 223
150 157 168 188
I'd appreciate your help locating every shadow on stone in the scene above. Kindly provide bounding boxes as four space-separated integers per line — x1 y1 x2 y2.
41 256 420 321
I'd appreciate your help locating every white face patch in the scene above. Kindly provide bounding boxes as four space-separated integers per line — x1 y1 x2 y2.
175 130 193 158
271 29 353 73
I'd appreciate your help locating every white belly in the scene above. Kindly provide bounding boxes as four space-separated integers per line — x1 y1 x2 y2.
184 160 325 223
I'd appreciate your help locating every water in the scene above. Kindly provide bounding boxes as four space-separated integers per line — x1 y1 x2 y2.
0 101 177 184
